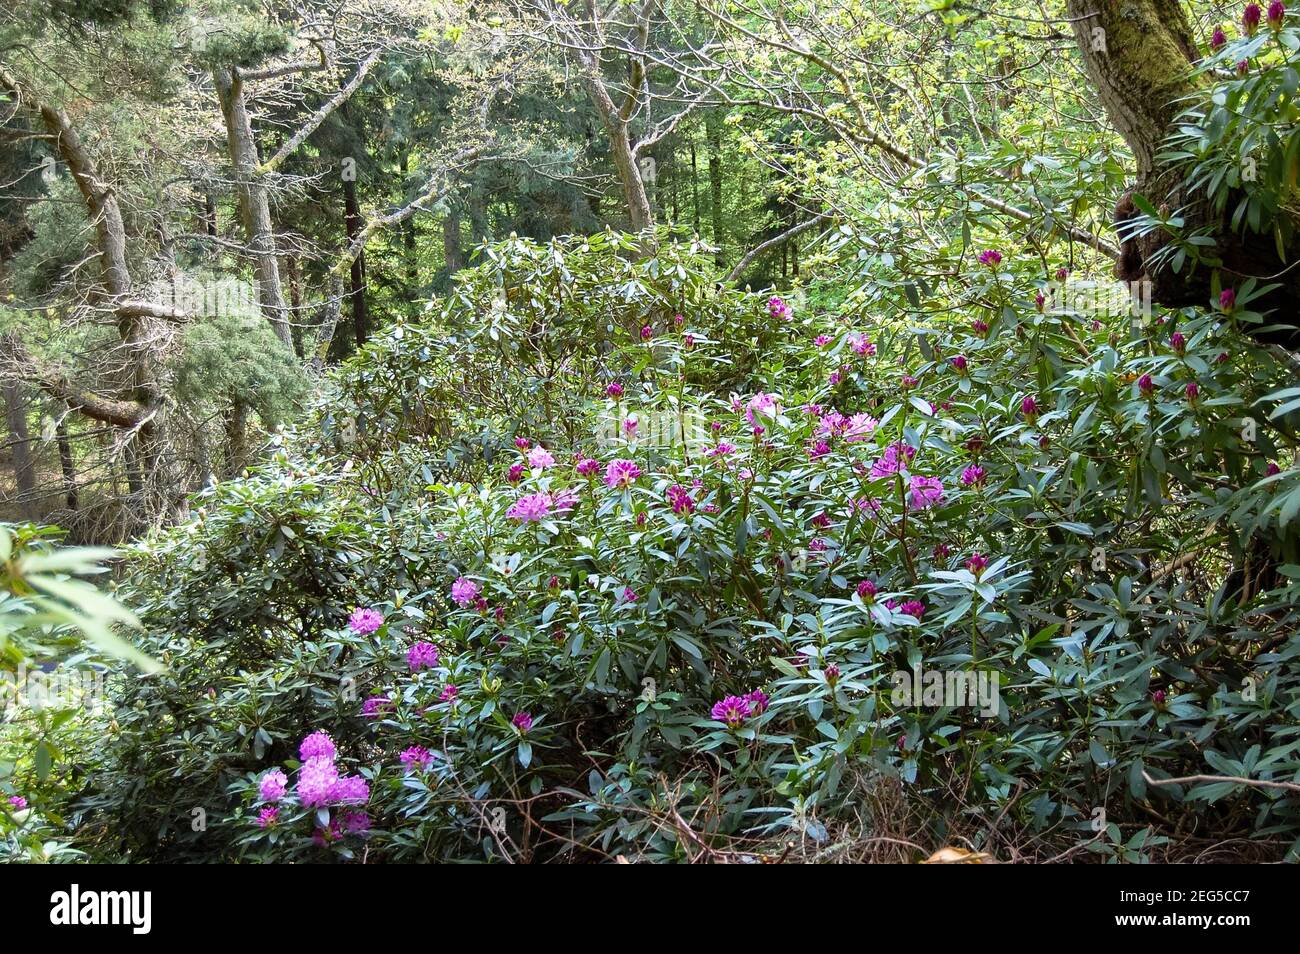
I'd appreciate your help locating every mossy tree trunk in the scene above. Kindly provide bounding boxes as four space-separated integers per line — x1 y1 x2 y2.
1068 0 1300 341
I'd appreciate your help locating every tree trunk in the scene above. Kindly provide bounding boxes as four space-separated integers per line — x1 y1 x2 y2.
444 210 463 274
608 124 653 232
203 191 217 237
56 419 77 511
3 382 35 520
213 67 293 349
285 255 304 358
225 400 250 476
1068 0 1300 342
707 112 725 267
343 174 370 346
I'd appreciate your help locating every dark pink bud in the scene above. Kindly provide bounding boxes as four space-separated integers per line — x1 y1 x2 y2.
1244 2 1262 33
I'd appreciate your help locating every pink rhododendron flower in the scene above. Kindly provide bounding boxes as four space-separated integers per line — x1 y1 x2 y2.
1138 373 1155 396
514 437 530 450
623 416 638 437
870 442 916 479
706 441 737 459
527 446 555 469
507 491 552 523
667 484 695 515
965 553 989 577
299 731 336 762
328 775 370 805
622 586 638 602
298 756 340 808
451 576 480 607
849 334 876 356
908 475 945 510
640 325 653 340
960 464 987 488
745 689 770 714
507 463 525 483
605 458 641 488
814 334 832 347
768 296 792 321
711 695 752 727
605 381 624 398
808 440 831 460
1270 1 1285 29
439 684 459 702
551 488 578 513
1186 381 1201 402
1210 26 1227 50
898 600 927 620
817 410 849 437
8 795 27 810
400 746 434 770
744 391 779 425
257 806 278 828
845 413 877 442
513 711 534 733
856 579 878 601
1219 288 1236 311
259 769 288 802
977 249 1002 267
576 456 600 477
343 811 370 833
362 695 392 718
407 641 439 672
349 607 384 635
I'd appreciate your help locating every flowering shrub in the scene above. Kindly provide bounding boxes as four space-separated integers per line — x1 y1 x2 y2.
82 234 1300 862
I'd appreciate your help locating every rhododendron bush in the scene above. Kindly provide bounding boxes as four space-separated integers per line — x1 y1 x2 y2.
76 234 1300 863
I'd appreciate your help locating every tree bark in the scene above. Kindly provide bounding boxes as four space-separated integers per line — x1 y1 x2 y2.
3 382 35 520
1068 0 1300 341
444 210 463 274
214 67 294 348
707 111 725 267
343 174 370 346
56 419 77 511
225 399 250 476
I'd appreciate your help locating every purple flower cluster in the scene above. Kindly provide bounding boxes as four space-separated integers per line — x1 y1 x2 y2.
258 769 288 802
400 746 434 771
667 484 695 515
294 731 370 812
348 607 384 635
605 458 642 489
908 475 945 510
407 641 439 672
870 441 916 479
507 491 552 523
710 689 770 728
451 576 481 607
